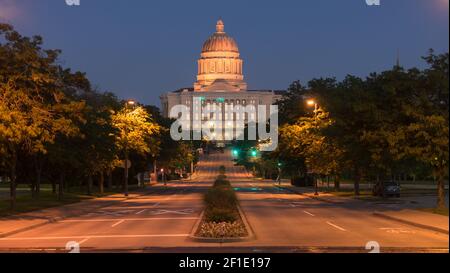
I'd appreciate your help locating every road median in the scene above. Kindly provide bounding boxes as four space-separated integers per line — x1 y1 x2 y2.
189 166 254 243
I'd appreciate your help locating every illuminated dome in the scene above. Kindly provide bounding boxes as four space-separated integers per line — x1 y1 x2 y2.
201 20 239 53
194 20 247 92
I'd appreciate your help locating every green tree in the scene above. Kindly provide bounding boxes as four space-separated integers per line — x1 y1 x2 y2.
112 105 160 196
0 24 84 207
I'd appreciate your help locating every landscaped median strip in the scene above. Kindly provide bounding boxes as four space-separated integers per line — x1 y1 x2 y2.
190 166 254 243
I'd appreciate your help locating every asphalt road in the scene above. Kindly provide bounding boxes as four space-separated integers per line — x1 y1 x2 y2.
0 152 448 253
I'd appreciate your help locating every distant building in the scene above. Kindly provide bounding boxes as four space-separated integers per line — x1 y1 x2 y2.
160 20 284 140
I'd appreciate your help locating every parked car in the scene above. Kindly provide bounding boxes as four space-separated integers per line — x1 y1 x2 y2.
372 181 401 198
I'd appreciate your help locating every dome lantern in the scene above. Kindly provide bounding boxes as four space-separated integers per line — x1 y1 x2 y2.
216 19 225 33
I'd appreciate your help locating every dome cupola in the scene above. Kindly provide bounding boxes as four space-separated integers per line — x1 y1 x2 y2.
194 20 247 92
201 20 239 53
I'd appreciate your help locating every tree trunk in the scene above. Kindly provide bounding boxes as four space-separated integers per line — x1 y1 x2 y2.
34 169 41 199
334 175 341 192
99 171 104 194
115 170 120 190
51 179 57 195
9 149 17 210
33 154 43 199
87 174 93 196
354 170 361 196
124 150 129 197
58 172 64 201
154 160 157 182
107 169 113 190
437 167 447 210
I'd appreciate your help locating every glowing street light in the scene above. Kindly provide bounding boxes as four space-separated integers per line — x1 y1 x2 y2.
122 99 137 197
306 99 319 121
307 99 316 107
306 99 319 195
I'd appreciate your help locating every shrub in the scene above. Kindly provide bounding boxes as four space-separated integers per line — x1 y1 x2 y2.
214 177 230 187
198 172 248 238
204 186 237 211
217 174 227 180
198 221 247 238
205 207 238 223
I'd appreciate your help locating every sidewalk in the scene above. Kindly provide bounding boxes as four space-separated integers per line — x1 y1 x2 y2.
275 182 354 205
277 182 449 235
0 191 146 238
373 210 449 235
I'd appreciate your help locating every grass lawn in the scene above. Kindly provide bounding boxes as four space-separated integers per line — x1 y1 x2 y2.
418 208 449 216
0 185 140 217
324 189 373 198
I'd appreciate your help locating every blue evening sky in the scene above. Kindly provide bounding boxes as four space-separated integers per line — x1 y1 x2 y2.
1 0 448 106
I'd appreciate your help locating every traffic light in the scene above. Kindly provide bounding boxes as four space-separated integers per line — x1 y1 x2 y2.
232 149 239 157
251 150 258 157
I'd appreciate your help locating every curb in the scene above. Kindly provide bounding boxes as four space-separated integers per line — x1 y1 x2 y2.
275 185 341 205
0 221 53 239
0 202 117 239
373 212 449 235
189 206 255 243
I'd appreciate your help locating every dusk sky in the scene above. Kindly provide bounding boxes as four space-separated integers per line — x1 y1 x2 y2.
1 0 448 106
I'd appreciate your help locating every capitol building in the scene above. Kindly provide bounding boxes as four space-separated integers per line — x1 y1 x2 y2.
160 20 284 140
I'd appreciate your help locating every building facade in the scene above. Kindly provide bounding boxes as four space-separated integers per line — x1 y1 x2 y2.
160 20 284 140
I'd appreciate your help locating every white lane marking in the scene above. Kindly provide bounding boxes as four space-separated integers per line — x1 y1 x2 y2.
78 238 90 245
380 228 416 234
303 210 315 217
61 217 199 223
326 221 347 231
151 209 194 215
135 209 147 215
111 220 125 228
0 234 191 241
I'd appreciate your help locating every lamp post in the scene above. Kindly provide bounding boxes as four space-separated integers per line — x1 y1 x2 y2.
161 168 166 186
307 99 319 120
307 99 319 196
123 99 136 197
277 162 282 186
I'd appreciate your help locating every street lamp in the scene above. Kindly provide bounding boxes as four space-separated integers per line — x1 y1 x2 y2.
307 99 319 196
161 168 166 186
306 99 319 120
277 162 283 185
123 99 136 197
